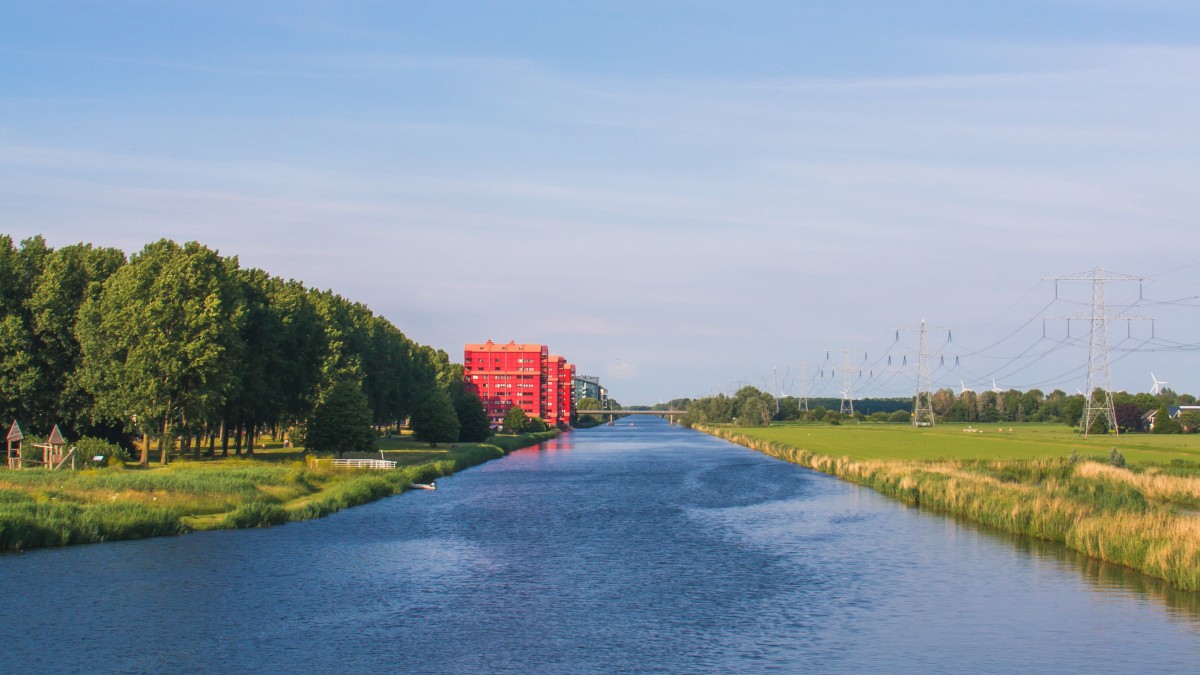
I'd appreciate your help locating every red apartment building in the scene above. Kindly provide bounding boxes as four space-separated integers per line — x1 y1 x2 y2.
463 340 574 428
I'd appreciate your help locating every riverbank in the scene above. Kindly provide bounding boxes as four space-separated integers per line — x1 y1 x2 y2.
697 423 1200 591
0 431 558 551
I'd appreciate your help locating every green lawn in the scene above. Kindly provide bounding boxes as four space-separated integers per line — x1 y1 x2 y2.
0 431 558 550
729 422 1200 466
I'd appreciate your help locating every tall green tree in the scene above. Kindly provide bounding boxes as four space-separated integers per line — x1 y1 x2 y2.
412 388 460 447
575 396 602 425
454 392 491 442
1152 406 1182 434
363 318 412 428
27 243 126 433
76 239 243 465
504 406 529 434
0 235 50 426
306 378 376 457
218 268 322 455
738 396 771 427
733 386 775 426
309 289 373 384
265 278 327 431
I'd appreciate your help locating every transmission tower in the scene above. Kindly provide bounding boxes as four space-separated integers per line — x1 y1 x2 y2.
839 349 854 416
772 366 780 414
895 320 952 428
913 320 935 427
1049 267 1145 438
798 361 809 412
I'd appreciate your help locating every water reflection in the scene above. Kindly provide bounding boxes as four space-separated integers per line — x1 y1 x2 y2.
897 501 1200 626
1015 535 1200 624
1 418 1198 673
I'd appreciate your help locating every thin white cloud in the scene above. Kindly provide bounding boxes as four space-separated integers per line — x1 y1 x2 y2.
5 32 1200 401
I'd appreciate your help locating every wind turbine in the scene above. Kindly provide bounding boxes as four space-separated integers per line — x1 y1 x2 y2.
991 379 1003 394
960 381 971 395
1151 373 1168 395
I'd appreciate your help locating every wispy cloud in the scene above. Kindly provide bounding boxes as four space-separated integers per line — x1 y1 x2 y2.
5 10 1200 401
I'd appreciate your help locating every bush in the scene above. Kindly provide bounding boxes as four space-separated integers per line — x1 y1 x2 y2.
1108 448 1127 468
75 436 130 464
287 426 306 449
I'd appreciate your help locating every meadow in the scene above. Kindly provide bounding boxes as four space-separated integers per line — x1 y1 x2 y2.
702 422 1200 591
0 431 557 551
739 421 1200 463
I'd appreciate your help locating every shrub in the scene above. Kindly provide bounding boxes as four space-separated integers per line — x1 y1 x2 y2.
1108 448 1127 468
75 436 130 464
287 426 306 449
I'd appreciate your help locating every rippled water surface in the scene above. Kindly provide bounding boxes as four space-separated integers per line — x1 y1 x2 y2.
3 419 1200 673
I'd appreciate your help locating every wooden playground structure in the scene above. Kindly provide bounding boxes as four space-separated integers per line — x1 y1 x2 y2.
6 421 78 470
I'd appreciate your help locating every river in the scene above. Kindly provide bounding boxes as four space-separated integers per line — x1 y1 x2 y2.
2 418 1200 673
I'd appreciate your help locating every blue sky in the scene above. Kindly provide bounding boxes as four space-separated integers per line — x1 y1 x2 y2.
4 2 1200 404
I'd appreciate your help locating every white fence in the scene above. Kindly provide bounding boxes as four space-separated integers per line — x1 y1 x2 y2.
309 458 397 470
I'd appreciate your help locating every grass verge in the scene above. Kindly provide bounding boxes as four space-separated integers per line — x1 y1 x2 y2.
700 423 1200 591
0 431 557 551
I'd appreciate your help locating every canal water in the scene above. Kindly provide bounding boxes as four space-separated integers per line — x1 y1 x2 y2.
3 418 1200 673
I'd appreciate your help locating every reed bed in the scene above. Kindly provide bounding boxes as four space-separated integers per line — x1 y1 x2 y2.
701 425 1200 591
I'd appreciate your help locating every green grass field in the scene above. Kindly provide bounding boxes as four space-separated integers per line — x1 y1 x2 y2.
732 421 1200 465
700 422 1200 590
0 431 557 550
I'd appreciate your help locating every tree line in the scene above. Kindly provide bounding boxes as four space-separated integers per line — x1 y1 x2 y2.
1 235 488 463
678 384 1199 433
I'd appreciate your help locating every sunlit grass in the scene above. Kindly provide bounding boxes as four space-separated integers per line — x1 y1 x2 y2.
741 422 1200 464
0 431 558 550
704 423 1200 591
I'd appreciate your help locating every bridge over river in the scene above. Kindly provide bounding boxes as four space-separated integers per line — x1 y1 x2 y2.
578 409 685 425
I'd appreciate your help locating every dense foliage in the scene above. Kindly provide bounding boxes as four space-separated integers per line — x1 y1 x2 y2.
503 406 530 434
453 392 492 443
681 384 1197 433
411 388 460 447
306 379 376 457
0 235 459 462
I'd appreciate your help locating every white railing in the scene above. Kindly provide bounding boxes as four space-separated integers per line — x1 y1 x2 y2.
311 458 397 470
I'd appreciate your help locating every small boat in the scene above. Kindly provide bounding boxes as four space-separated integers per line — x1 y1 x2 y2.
409 482 437 491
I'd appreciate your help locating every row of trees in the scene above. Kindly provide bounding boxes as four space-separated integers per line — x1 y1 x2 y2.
573 397 624 427
1 235 484 462
676 387 912 427
678 384 1198 433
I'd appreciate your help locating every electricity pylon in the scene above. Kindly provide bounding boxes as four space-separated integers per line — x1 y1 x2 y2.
839 349 854 416
798 361 809 412
913 320 935 428
1049 267 1145 438
896 320 952 428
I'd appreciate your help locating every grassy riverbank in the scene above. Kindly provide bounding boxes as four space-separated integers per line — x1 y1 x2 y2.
699 422 1200 591
0 431 557 551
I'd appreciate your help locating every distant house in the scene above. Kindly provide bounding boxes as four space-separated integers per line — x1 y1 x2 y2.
1142 405 1200 432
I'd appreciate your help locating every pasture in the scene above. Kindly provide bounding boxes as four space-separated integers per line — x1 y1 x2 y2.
733 422 1200 466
